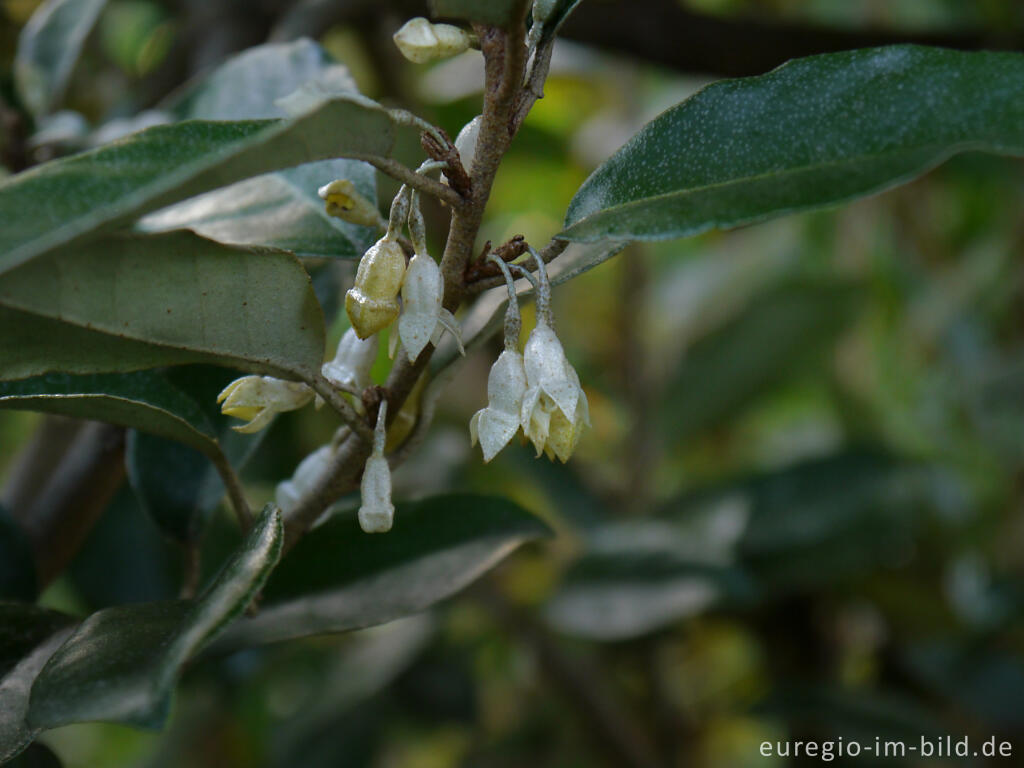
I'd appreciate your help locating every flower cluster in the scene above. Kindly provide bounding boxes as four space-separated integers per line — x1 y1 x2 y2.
471 250 589 463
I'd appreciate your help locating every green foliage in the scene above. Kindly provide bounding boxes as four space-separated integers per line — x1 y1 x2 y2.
13 0 107 117
0 231 325 381
563 46 1024 242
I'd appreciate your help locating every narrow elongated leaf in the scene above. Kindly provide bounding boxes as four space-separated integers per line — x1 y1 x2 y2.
0 372 217 456
141 40 377 258
213 494 550 649
0 230 325 381
14 0 107 117
27 505 282 730
534 0 583 46
429 0 522 27
563 46 1024 242
663 279 860 441
0 92 393 275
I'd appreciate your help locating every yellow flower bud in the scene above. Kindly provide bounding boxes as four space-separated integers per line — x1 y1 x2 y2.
345 236 407 339
317 179 381 228
393 17 472 64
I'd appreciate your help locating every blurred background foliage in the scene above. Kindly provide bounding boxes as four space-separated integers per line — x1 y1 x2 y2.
2 0 1024 766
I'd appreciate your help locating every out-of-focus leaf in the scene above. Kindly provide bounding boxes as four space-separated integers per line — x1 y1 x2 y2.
141 40 377 259
544 518 752 640
666 450 938 590
14 0 107 117
905 642 1024 729
0 508 36 601
534 0 583 46
0 371 217 457
6 742 62 767
663 279 859 441
0 231 325 382
429 0 522 27
563 46 1024 242
213 495 550 648
0 92 393 276
0 609 74 764
27 506 282 730
126 367 268 544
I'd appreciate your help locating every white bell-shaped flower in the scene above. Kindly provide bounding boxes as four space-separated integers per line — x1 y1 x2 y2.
275 445 332 515
397 192 463 362
322 328 378 395
217 375 314 433
393 17 472 63
359 401 394 534
470 349 527 462
518 248 589 461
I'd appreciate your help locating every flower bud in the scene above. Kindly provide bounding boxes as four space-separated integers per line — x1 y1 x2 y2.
345 236 407 339
217 375 314 433
358 401 394 533
454 116 481 175
317 179 381 227
393 17 472 64
470 349 527 462
398 252 464 362
322 328 378 394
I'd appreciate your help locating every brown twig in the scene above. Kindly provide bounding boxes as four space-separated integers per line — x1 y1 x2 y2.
467 237 568 292
352 154 465 208
463 234 528 282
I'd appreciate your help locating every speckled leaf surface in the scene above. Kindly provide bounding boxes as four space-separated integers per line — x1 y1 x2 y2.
563 46 1024 242
140 40 377 258
14 0 107 117
0 92 393 275
26 506 282 730
0 230 325 381
213 495 551 649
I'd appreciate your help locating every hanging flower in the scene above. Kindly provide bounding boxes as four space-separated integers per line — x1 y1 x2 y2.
518 248 589 461
393 17 472 64
322 328 378 395
359 400 394 533
217 375 313 433
397 191 463 362
469 255 528 462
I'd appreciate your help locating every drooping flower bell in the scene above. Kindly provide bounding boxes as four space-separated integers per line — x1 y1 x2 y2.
393 17 472 64
345 190 410 339
275 445 332 516
217 375 314 433
397 192 463 362
519 248 589 461
318 179 383 228
470 256 528 462
359 400 394 534
322 328 378 395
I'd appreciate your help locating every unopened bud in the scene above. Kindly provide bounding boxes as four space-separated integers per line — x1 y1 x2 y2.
393 17 472 64
217 375 313 433
345 236 407 339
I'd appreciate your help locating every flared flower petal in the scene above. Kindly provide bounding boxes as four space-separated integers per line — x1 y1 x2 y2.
322 328 378 394
217 375 313 433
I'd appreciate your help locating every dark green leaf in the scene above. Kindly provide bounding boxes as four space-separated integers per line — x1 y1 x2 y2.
14 0 107 117
0 230 325 381
534 0 583 47
140 40 377 258
126 367 268 544
662 279 860 441
429 0 523 27
6 742 62 768
0 92 393 275
0 371 217 457
213 494 550 648
563 46 1024 242
0 508 36 601
27 505 282 730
